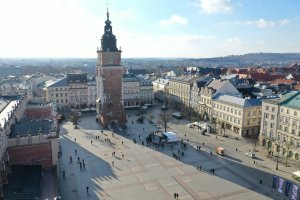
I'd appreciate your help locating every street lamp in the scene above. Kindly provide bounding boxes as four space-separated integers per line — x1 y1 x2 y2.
276 144 280 170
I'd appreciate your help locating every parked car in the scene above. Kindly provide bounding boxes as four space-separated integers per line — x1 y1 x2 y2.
187 124 194 128
245 152 256 158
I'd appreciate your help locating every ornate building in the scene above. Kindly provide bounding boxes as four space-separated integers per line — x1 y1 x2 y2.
96 10 126 127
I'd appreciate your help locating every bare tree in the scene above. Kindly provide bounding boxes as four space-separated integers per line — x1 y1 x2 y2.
159 109 171 132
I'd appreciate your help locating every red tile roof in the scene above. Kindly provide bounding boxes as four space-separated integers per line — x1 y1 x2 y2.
270 79 295 85
24 107 52 119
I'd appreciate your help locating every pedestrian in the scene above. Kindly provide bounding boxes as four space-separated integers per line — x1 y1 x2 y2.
91 140 93 144
254 161 255 164
132 121 133 124
139 134 140 139
77 156 80 163
236 148 238 151
75 149 77 155
69 156 72 164
184 134 186 138
74 138 76 142
203 142 204 146
176 193 179 199
199 166 202 171
80 162 82 170
174 193 176 199
210 151 212 155
82 159 85 164
216 135 217 139
122 154 124 158
86 186 89 193
112 161 114 166
63 170 65 179
122 141 124 145
83 162 85 169
259 179 262 184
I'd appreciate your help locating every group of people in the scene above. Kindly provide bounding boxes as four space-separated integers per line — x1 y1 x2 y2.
173 193 179 199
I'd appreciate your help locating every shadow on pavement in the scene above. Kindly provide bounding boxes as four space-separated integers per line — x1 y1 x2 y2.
59 127 117 199
111 122 299 200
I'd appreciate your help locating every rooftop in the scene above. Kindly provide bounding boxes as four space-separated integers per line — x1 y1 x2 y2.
280 91 300 109
122 74 140 82
47 78 68 88
0 100 18 129
214 93 262 107
169 76 196 84
207 79 227 90
10 119 54 138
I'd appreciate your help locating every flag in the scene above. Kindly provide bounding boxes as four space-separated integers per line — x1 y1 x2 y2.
272 175 278 189
285 181 291 196
278 178 284 193
291 184 298 200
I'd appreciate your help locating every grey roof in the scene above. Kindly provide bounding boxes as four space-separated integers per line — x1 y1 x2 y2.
214 93 262 108
169 76 196 84
122 74 140 82
0 98 9 113
207 80 227 90
153 78 169 85
67 73 87 83
47 78 68 88
10 119 54 138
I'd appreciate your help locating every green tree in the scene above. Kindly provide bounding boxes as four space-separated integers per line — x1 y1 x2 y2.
159 108 171 132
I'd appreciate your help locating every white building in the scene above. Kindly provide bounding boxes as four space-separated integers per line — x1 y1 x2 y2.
45 71 96 111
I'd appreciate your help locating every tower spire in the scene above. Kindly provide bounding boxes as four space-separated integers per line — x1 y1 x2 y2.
106 5 109 20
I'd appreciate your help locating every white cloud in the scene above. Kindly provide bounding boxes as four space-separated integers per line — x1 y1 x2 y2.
247 19 275 29
220 18 291 29
159 14 188 26
196 0 233 14
278 19 290 26
226 37 241 43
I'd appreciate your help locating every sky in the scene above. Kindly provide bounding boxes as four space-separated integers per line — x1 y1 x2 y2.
0 0 300 58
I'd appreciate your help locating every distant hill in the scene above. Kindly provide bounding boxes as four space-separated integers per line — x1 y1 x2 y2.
0 53 300 76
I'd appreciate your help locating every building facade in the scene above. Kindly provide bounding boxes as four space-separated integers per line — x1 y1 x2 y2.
45 72 96 110
260 91 300 160
122 74 140 108
152 78 169 102
122 74 153 109
199 80 240 121
95 10 126 127
213 94 262 136
168 76 196 109
139 78 153 105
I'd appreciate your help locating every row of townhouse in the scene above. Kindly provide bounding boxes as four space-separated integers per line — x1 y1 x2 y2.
167 77 262 137
45 71 97 111
122 73 154 109
162 75 299 160
46 71 154 111
260 91 300 160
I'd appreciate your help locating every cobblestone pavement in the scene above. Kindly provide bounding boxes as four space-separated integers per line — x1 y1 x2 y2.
58 111 298 200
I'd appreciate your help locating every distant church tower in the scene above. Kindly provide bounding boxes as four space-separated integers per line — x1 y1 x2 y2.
96 9 126 127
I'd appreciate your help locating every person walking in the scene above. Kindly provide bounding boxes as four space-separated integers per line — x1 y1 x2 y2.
86 186 89 193
74 138 76 142
122 141 124 145
63 170 65 179
91 140 93 144
112 161 114 166
77 156 80 163
75 149 77 155
69 156 72 164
